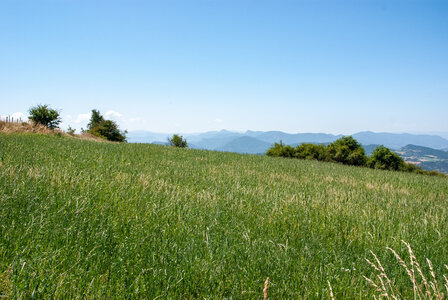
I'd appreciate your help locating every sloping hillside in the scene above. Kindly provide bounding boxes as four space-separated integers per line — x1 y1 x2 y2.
1 133 447 298
396 144 448 174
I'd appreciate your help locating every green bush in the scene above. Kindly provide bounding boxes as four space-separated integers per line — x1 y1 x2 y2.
87 109 126 142
28 104 61 129
67 126 76 135
266 141 284 157
266 141 295 158
294 143 325 160
325 136 367 166
168 134 188 148
266 137 444 177
87 109 104 130
367 145 404 171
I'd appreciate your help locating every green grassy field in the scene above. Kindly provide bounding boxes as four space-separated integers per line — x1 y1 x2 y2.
1 133 447 298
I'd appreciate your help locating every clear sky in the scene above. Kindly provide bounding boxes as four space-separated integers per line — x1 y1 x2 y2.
1 0 447 134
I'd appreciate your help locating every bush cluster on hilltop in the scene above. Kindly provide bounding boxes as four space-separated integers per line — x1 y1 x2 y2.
86 109 126 142
26 105 127 142
16 105 187 146
28 104 61 129
266 136 444 176
168 134 188 148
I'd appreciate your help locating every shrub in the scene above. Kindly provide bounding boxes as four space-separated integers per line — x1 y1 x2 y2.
87 109 104 130
325 136 367 166
87 109 126 142
294 143 325 160
28 104 61 129
265 137 444 177
67 126 76 135
90 120 126 142
367 145 404 171
266 141 285 157
168 134 188 148
266 141 294 158
347 147 368 166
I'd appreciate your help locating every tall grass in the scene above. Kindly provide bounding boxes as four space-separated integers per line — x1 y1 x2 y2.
365 240 448 299
0 133 447 298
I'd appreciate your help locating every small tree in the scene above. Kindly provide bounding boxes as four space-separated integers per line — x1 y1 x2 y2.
295 143 326 160
87 109 126 142
90 120 126 142
67 126 76 135
87 109 104 130
28 104 61 129
325 136 367 166
168 134 188 148
367 145 405 171
266 141 285 157
266 141 294 158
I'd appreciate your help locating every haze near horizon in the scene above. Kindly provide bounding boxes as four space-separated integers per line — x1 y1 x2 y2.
1 0 447 135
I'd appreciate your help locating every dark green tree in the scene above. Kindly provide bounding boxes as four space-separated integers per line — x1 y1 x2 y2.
67 126 76 135
87 109 126 142
87 109 104 130
294 143 326 160
28 104 61 129
266 141 284 157
325 136 367 166
266 141 295 158
168 134 188 148
367 145 405 171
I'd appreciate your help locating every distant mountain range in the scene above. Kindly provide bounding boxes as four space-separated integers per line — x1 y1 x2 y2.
127 130 448 173
127 130 448 152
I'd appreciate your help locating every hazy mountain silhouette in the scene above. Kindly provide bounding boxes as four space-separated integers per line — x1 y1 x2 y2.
352 131 448 150
215 136 272 154
127 130 448 154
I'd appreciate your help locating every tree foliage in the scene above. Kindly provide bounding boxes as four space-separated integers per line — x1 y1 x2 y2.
67 126 76 135
294 143 326 160
367 145 405 171
28 104 61 129
168 134 188 148
265 137 443 176
266 141 294 158
325 136 367 166
87 109 126 142
87 109 104 130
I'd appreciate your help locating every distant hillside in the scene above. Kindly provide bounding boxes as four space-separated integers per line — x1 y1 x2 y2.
353 131 448 149
215 136 271 154
191 135 243 150
395 144 448 174
126 131 170 143
245 131 340 145
129 129 448 150
128 130 448 168
363 144 382 156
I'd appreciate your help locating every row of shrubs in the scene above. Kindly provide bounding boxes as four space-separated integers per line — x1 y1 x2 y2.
27 105 189 146
266 136 444 176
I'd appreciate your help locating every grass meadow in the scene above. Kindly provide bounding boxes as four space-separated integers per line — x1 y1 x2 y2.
1 133 447 298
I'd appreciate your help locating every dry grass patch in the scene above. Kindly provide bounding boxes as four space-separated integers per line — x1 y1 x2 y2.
0 120 105 142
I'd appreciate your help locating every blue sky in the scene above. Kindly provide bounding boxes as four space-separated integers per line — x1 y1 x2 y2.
1 0 447 135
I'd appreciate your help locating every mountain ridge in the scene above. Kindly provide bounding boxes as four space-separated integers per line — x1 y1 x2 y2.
127 130 448 151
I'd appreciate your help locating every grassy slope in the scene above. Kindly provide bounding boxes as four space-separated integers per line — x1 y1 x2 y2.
0 133 447 298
